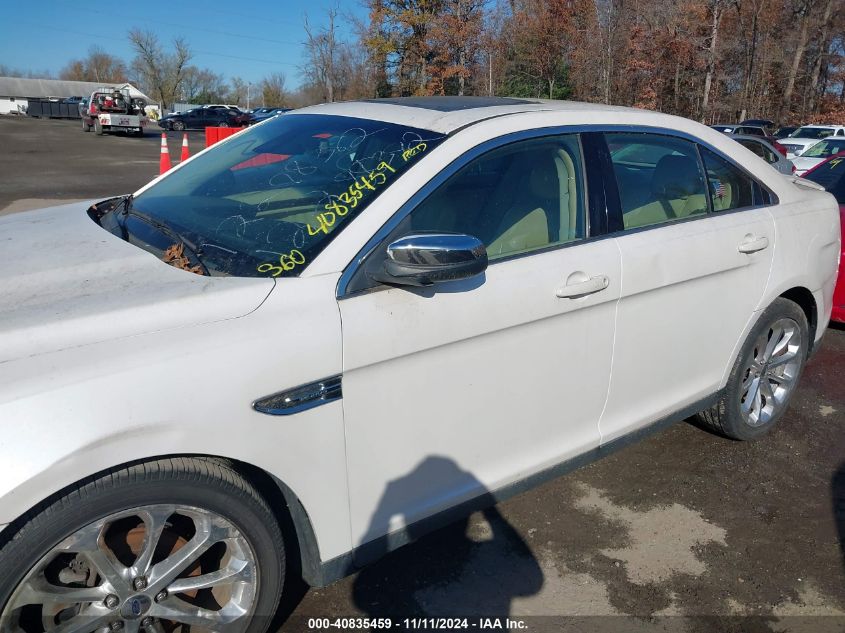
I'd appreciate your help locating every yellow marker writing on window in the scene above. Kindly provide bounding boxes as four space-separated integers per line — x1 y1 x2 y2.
402 143 427 162
257 249 306 276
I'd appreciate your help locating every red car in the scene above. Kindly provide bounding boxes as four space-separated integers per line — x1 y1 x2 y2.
802 152 845 323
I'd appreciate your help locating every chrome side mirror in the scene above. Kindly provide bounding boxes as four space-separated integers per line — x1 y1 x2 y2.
369 233 488 287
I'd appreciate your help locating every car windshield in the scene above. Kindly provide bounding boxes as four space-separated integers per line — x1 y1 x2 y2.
130 114 445 278
803 156 845 204
800 139 845 158
790 127 835 139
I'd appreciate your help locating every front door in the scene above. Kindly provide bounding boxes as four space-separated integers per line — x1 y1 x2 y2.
338 133 621 550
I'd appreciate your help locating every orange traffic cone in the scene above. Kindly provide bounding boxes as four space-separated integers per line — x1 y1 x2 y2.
159 133 172 174
180 133 190 162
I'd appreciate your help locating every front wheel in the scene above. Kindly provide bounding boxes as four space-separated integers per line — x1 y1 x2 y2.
0 457 285 633
82 119 91 132
697 298 808 440
172 121 185 131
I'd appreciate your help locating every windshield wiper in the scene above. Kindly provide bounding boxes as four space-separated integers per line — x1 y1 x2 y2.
119 196 210 275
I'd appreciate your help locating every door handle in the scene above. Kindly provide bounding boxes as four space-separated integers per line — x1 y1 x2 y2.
738 236 769 254
556 274 609 299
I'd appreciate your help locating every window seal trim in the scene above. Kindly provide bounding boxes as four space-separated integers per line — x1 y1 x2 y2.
336 123 781 299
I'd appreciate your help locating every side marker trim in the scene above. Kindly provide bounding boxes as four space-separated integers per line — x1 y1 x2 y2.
253 375 342 416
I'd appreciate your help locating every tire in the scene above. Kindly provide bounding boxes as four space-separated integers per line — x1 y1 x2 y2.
82 119 91 132
94 120 103 135
172 121 185 132
0 457 284 633
218 121 229 128
697 297 808 440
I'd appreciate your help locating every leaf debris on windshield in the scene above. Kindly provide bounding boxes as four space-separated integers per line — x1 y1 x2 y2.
163 243 204 275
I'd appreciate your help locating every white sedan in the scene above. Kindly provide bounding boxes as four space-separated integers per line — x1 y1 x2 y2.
790 137 845 176
0 97 841 633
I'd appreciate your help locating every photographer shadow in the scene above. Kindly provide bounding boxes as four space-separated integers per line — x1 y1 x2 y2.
351 456 543 621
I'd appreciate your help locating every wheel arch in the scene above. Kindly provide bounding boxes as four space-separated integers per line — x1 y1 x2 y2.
719 284 820 389
778 286 818 353
0 454 327 588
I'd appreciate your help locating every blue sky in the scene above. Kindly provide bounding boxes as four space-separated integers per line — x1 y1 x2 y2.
0 0 368 87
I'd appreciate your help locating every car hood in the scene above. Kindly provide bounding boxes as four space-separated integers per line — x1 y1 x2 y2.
783 138 824 147
0 201 275 364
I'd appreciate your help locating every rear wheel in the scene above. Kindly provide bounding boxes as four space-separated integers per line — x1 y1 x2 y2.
0 457 285 633
697 298 808 440
82 119 91 132
217 122 229 128
94 120 103 135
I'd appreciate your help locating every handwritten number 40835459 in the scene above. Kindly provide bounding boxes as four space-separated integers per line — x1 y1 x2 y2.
307 162 396 237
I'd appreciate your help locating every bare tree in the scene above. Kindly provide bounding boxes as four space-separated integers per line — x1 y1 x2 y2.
781 0 818 118
261 73 289 107
60 47 127 83
701 0 729 121
128 29 192 109
303 7 340 102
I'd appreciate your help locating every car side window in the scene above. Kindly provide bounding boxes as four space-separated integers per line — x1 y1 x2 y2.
400 135 586 260
700 147 755 211
606 133 708 229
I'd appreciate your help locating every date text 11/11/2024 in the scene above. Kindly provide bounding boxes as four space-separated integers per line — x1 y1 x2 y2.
306 617 529 630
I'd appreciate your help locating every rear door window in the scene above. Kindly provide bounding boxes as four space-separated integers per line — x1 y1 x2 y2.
606 133 708 229
699 148 755 211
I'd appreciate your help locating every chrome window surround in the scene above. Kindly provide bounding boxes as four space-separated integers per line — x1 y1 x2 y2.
253 375 342 416
336 124 780 299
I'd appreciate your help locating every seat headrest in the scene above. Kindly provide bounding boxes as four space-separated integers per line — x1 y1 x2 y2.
528 155 559 199
652 154 702 199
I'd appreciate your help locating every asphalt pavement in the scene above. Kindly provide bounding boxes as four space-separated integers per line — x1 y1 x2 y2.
0 115 206 213
1 114 843 632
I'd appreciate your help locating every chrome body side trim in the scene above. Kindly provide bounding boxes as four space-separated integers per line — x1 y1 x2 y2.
252 375 342 416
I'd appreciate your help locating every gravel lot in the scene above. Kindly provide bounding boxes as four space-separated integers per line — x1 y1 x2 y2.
1 115 843 632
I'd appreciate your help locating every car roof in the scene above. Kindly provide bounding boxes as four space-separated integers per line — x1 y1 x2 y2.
290 96 652 134
731 134 780 150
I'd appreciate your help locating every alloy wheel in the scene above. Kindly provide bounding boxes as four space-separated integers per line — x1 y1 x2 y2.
1 505 257 633
738 317 803 427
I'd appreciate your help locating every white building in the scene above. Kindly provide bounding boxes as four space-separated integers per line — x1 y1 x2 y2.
0 77 152 115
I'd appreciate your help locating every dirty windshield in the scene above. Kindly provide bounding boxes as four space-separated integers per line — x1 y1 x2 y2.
132 114 445 278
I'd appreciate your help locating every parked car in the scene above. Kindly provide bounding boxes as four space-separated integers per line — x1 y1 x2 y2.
801 152 845 322
731 125 768 137
0 97 840 633
249 107 291 124
781 125 845 158
710 124 739 134
732 134 794 175
774 126 799 139
789 138 845 176
739 118 775 134
159 106 249 130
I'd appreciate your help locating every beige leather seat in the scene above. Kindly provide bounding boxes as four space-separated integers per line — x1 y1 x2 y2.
487 152 574 257
624 154 708 229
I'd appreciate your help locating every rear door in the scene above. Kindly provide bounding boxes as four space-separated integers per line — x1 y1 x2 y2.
598 131 776 442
